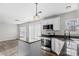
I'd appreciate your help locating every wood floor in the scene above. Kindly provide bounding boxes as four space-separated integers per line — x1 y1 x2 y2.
0 39 57 56
0 40 18 56
41 49 58 56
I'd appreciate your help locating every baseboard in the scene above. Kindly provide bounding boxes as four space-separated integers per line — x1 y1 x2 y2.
0 38 18 42
20 40 41 44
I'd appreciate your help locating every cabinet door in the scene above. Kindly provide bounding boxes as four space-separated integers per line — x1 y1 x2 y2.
41 17 60 30
66 48 77 56
54 38 60 55
71 41 77 50
51 38 64 55
71 49 77 56
66 48 72 55
66 40 77 56
59 40 64 53
67 40 77 50
51 38 55 51
67 40 72 48
53 17 60 30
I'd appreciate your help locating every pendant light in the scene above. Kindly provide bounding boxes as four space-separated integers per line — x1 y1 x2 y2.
33 3 40 20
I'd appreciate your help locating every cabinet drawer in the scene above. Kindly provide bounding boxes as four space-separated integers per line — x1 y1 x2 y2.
59 40 64 51
66 48 72 55
71 42 77 50
71 49 77 56
67 41 77 50
66 48 77 56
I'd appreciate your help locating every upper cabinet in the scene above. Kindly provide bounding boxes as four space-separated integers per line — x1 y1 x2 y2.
53 17 60 30
41 16 60 30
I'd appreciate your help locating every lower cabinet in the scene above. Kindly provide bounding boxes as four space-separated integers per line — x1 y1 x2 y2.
51 38 64 55
66 48 77 56
66 40 77 56
51 38 78 56
54 38 60 55
51 38 55 51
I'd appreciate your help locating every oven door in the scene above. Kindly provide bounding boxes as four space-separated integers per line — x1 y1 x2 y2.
45 39 51 48
41 38 51 48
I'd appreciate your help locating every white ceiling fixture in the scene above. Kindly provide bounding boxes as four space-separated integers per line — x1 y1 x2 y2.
64 3 78 12
33 3 42 20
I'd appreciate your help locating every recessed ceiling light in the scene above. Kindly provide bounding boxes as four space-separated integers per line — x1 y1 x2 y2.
38 11 42 14
15 19 19 21
66 5 71 9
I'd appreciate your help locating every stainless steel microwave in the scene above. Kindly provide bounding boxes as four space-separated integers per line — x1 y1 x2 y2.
43 24 53 30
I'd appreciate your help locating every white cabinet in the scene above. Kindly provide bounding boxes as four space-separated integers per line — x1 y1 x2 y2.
41 17 60 30
59 40 64 52
51 38 55 51
66 40 77 56
67 40 77 50
51 38 64 55
53 17 60 30
52 38 60 55
66 48 77 56
54 38 60 55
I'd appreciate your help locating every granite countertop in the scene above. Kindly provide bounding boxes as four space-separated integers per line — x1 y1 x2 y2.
41 34 79 38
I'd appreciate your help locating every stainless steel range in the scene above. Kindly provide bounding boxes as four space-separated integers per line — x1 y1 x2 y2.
41 37 52 51
41 24 54 51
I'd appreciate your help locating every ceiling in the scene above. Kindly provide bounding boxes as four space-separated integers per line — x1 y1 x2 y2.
0 3 78 24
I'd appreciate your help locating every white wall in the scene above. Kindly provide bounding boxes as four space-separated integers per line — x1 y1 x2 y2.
59 10 79 35
0 23 18 41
